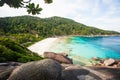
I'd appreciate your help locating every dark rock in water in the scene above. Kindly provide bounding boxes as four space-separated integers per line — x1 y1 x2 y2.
44 52 73 64
62 65 102 80
8 59 62 80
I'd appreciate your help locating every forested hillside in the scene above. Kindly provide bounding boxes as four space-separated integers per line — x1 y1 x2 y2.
0 16 119 45
0 15 119 62
0 16 119 36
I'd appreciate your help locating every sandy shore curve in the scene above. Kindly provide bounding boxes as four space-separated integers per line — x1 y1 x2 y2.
28 38 58 56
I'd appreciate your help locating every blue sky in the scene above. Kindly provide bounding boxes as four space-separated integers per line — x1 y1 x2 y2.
0 0 120 32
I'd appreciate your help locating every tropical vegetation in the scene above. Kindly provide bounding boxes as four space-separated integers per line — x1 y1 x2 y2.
0 15 119 62
0 38 43 62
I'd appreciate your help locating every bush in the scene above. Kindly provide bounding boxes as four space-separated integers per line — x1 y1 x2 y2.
0 38 43 62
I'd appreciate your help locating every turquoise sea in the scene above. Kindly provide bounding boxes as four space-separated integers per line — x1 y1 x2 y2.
49 36 120 65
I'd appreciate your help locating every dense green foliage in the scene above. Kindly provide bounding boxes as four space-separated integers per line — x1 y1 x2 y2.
0 38 43 62
0 16 119 37
2 34 44 47
0 16 119 62
0 0 52 15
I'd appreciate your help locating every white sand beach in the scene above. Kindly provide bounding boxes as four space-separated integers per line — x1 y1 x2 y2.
28 38 58 56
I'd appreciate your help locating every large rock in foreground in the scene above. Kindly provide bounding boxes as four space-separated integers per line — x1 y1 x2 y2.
44 52 73 64
0 62 22 80
8 59 62 80
62 64 102 80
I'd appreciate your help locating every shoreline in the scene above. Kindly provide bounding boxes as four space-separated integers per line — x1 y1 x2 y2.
27 36 120 66
27 38 58 56
52 35 120 38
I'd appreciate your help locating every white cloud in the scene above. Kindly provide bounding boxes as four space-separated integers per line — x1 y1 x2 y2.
0 4 27 17
37 0 96 18
35 0 74 17
0 0 120 32
73 0 120 32
92 0 101 16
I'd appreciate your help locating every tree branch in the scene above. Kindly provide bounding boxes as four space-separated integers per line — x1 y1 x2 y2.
23 0 31 3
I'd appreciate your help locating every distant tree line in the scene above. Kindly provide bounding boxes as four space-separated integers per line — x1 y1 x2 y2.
0 16 119 37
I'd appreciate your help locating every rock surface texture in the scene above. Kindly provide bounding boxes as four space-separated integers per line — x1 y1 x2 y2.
1 59 120 80
61 64 102 80
44 52 73 64
103 58 115 66
8 59 62 80
0 62 22 80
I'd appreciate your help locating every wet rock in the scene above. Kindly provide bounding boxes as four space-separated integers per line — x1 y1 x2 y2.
44 52 73 64
8 59 62 80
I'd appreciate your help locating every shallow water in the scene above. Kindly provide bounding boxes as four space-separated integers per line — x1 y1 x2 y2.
49 36 120 65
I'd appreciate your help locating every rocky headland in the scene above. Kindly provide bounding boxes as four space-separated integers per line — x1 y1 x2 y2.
0 52 120 80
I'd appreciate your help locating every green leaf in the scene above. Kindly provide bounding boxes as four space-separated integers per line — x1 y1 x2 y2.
36 4 39 8
26 3 42 15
